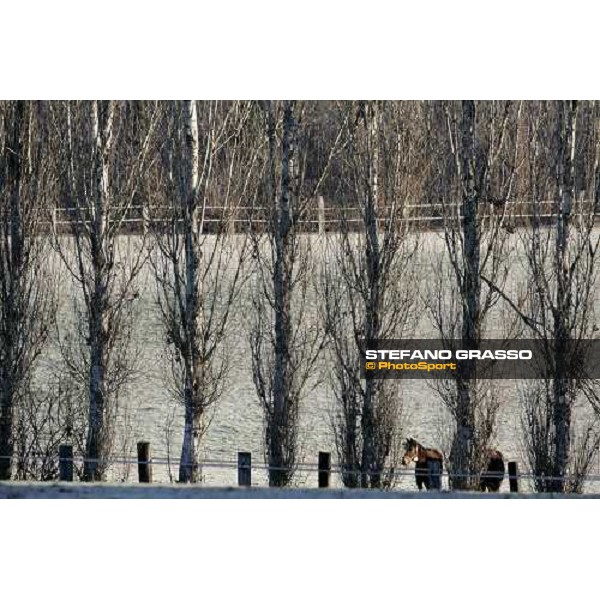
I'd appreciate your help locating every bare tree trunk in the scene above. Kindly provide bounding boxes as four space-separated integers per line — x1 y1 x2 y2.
452 100 480 489
361 101 381 488
551 100 577 492
269 100 295 487
179 100 203 484
0 101 23 480
83 100 115 481
0 101 55 480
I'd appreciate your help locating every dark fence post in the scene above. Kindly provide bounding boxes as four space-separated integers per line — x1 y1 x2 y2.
508 461 519 493
238 452 251 486
318 452 331 488
137 442 152 483
427 460 441 490
58 444 73 482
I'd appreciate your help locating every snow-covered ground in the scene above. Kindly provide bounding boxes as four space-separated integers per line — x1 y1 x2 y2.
30 232 600 491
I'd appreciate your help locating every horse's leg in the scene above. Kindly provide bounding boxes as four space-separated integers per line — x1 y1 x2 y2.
415 463 426 490
431 460 441 490
422 471 430 490
416 473 422 490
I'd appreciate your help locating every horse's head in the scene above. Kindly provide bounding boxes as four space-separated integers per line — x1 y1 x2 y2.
401 438 420 465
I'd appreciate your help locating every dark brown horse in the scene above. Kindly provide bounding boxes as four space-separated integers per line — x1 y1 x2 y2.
401 438 444 490
479 450 505 492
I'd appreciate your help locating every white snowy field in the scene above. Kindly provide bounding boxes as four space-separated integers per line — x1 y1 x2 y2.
29 230 600 492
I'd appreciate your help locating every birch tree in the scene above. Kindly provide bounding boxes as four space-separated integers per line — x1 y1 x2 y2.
0 101 56 480
51 101 158 480
151 101 256 483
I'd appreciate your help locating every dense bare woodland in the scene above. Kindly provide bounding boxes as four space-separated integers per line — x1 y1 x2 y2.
1 100 600 492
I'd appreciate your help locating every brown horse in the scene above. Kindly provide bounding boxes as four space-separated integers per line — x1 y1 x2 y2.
479 450 505 492
401 438 444 490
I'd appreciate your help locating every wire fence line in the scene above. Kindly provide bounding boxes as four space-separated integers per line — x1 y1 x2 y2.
4 452 600 487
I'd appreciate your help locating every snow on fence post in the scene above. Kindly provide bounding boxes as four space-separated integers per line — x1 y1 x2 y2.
318 196 325 235
318 452 331 488
58 444 73 482
238 452 251 486
137 442 152 483
508 461 519 493
427 460 441 490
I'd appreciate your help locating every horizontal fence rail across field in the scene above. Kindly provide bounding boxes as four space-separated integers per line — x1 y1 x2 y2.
22 198 600 233
3 452 599 487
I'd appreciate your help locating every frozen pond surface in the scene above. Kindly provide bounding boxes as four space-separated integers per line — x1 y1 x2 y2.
35 231 600 491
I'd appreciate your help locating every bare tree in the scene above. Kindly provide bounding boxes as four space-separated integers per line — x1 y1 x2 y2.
425 100 523 489
0 101 56 480
249 101 343 486
50 101 158 480
150 101 256 483
320 101 423 487
488 101 600 492
13 371 86 481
